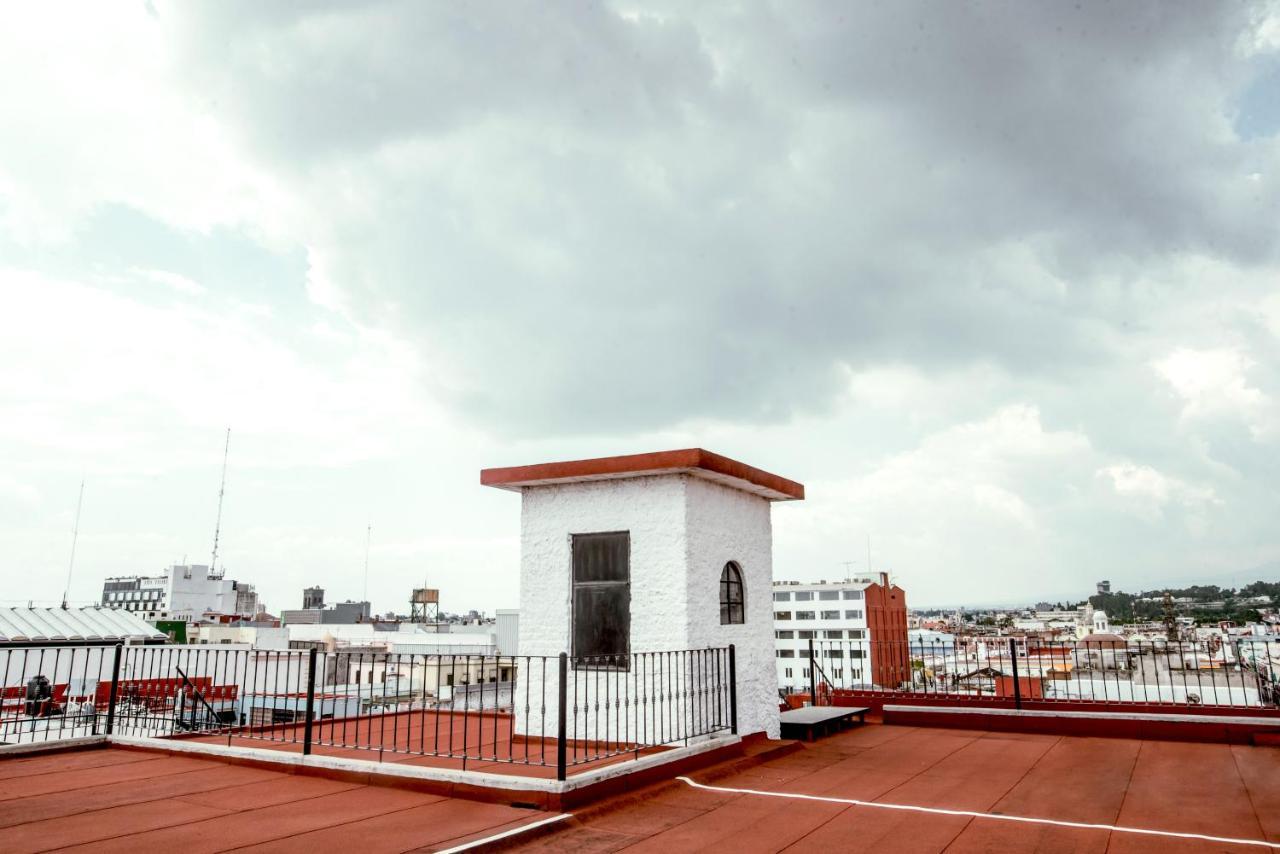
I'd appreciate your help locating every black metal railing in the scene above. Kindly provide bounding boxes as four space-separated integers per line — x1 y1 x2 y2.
791 637 1280 711
0 643 737 780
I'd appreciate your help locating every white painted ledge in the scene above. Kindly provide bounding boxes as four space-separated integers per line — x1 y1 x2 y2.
108 732 742 794
0 735 106 757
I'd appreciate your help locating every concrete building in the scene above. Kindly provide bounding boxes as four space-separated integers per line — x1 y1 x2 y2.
302 586 325 609
495 609 519 656
101 564 260 622
280 597 371 625
482 448 804 740
189 624 291 649
773 574 909 694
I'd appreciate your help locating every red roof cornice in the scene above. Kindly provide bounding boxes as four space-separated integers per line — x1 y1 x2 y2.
480 448 804 501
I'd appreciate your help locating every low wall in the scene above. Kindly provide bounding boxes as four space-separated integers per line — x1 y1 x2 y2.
829 690 1280 720
882 704 1280 745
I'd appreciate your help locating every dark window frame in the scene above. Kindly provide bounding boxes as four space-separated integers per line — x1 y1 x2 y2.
719 561 746 625
571 531 631 670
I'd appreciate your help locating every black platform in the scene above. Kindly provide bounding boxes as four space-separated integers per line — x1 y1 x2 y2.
779 705 869 741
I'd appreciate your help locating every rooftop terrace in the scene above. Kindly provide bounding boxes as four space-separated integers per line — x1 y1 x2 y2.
3 721 1277 852
0 746 555 853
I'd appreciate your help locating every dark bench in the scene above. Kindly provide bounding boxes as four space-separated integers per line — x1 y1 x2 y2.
779 706 869 741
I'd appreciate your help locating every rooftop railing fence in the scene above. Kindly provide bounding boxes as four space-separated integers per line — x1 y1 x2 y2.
0 644 736 780
795 637 1280 710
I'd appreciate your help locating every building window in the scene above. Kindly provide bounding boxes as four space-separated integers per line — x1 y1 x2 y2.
773 591 791 602
795 591 814 601
834 669 843 680
828 649 844 659
572 531 630 667
775 611 792 621
848 629 865 639
818 591 839 601
798 630 815 639
777 649 794 658
719 562 745 625
843 590 863 600
825 630 843 639
845 609 863 620
775 630 794 639
796 611 815 620
821 610 840 620
784 668 793 678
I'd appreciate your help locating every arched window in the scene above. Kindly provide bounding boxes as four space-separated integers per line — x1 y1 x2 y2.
720 562 745 625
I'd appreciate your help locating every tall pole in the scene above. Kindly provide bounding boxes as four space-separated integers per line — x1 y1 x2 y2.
363 523 371 609
61 478 85 609
210 428 231 573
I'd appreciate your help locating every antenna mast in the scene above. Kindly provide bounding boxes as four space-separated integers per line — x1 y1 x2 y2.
210 428 230 574
363 523 371 605
61 479 85 609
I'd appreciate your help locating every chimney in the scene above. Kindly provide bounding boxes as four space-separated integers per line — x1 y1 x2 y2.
879 571 889 588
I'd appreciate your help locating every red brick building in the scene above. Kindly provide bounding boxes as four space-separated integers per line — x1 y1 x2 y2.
864 572 910 688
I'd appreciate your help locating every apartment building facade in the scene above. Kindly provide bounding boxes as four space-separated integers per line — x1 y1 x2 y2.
773 573 909 694
101 564 260 622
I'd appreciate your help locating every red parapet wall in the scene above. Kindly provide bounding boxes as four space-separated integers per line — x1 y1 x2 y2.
831 690 1280 720
881 704 1280 745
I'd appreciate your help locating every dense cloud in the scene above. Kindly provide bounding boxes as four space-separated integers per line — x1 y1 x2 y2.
150 1 1280 437
1 1 1278 608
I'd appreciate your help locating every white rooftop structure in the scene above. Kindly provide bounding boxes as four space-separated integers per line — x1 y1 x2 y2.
483 448 804 740
0 606 166 646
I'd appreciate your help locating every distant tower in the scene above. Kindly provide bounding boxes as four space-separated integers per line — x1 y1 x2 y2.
1093 610 1110 633
409 588 440 623
303 586 325 610
1161 592 1180 644
1096 580 1111 595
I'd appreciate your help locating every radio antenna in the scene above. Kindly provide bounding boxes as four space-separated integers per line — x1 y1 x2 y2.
210 428 230 573
363 523 372 605
61 478 85 609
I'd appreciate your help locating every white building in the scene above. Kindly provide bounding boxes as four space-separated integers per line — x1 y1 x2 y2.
773 579 872 693
101 564 261 622
773 574 910 695
483 448 805 740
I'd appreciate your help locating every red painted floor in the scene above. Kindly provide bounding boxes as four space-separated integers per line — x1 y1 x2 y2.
513 724 1280 852
3 724 1278 852
0 747 548 853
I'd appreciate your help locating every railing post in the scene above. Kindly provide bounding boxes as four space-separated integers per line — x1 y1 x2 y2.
104 643 123 736
728 644 738 735
808 638 818 707
302 647 317 756
556 652 568 782
1008 638 1022 710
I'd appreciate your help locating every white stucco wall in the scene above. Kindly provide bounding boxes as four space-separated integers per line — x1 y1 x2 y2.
683 477 778 739
514 472 779 742
518 475 690 660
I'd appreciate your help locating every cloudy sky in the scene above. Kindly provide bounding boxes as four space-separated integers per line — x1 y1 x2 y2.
3 1 1280 614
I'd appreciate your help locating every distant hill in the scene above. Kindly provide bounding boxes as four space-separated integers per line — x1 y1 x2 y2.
1088 573 1279 624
